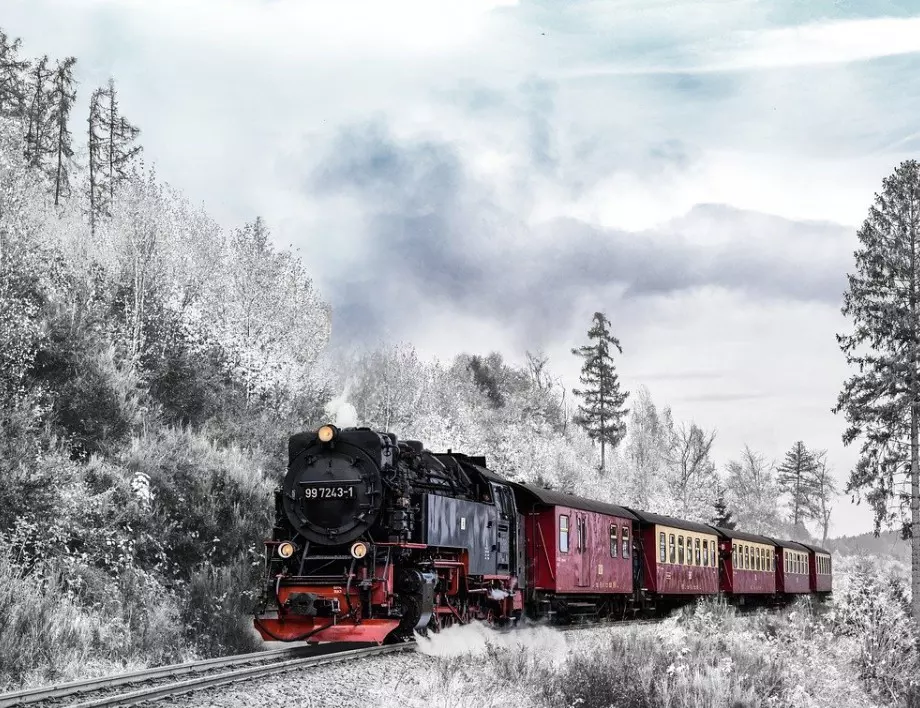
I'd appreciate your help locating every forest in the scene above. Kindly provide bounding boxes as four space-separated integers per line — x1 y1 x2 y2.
0 25 885 696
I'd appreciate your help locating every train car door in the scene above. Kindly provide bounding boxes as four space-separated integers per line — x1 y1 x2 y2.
576 513 591 587
491 483 516 576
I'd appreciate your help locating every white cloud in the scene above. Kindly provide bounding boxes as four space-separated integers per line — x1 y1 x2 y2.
560 15 920 77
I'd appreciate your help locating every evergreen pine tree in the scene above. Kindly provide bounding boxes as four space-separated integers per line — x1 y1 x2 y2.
48 57 77 206
571 311 629 472
87 86 107 233
776 440 821 528
87 78 142 233
833 158 920 623
23 55 53 171
711 482 737 529
0 30 28 119
103 78 141 205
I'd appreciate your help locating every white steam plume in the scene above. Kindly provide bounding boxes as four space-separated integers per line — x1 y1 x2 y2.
324 386 358 428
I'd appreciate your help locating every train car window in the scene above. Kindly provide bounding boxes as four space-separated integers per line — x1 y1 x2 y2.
622 526 631 558
757 548 762 571
578 518 586 552
743 545 749 570
658 531 665 563
695 538 701 566
669 534 676 564
611 524 619 559
678 536 685 565
703 539 709 566
559 515 569 554
732 545 737 568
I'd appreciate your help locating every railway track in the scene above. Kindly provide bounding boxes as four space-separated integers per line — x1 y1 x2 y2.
0 642 416 708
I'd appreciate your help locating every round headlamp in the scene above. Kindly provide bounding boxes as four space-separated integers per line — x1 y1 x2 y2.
277 541 296 559
318 424 337 443
350 542 368 559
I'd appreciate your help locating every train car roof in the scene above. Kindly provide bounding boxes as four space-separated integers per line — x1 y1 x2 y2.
765 537 812 552
709 526 776 545
624 508 717 535
510 483 639 521
796 541 832 556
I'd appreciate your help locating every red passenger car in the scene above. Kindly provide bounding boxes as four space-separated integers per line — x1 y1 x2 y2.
769 538 811 594
799 542 833 594
514 484 636 617
629 509 719 600
712 527 777 595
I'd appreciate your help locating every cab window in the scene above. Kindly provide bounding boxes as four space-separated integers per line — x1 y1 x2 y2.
622 526 631 558
559 515 569 553
610 525 619 558
658 531 665 563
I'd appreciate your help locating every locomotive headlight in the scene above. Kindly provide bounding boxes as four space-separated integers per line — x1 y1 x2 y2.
350 542 368 559
277 542 296 559
318 424 337 443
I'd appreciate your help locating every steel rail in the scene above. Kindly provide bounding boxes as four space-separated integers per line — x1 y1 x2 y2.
64 644 415 708
0 643 402 708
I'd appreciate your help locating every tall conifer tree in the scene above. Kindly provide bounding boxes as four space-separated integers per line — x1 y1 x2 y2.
24 55 53 171
571 311 629 472
48 57 77 205
0 30 28 119
776 441 820 528
834 158 920 623
87 78 142 233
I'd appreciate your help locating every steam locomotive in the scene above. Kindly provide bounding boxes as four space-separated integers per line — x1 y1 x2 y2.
252 425 832 645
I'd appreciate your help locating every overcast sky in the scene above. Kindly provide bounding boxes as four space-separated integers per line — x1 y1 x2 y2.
8 0 920 537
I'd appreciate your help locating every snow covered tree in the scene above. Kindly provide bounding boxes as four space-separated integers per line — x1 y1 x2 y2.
776 440 821 529
206 216 330 403
571 311 629 472
0 30 28 119
833 159 920 623
48 57 76 205
725 445 781 534
23 55 53 172
663 421 718 522
812 450 837 543
620 386 669 509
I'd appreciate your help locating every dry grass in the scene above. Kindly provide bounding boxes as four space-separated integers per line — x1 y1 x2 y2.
388 596 894 708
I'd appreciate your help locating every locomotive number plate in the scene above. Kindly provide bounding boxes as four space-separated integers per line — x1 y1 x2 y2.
302 484 356 499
